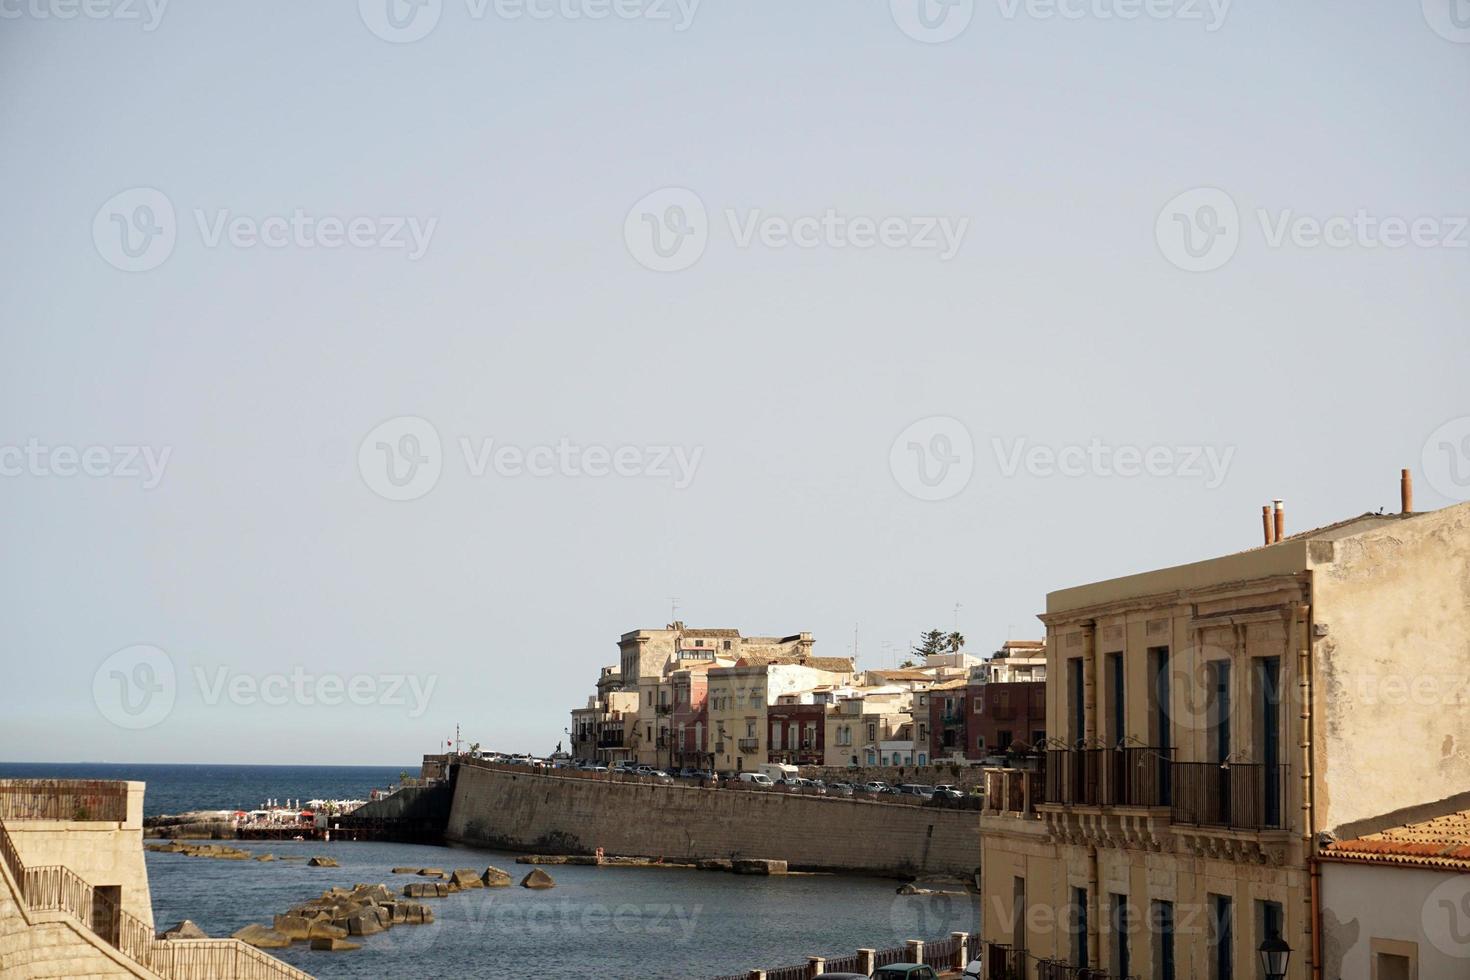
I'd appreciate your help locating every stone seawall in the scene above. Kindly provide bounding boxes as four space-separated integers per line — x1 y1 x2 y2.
445 764 981 878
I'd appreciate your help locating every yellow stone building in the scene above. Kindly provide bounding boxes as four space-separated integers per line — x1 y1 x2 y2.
980 493 1470 980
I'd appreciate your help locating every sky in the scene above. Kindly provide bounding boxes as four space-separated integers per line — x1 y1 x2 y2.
1 0 1467 765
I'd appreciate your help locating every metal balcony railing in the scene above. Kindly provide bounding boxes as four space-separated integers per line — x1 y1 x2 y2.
1044 748 1174 808
737 738 759 753
1171 762 1286 831
1043 751 1286 831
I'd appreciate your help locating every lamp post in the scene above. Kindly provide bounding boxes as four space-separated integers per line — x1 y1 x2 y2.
1258 935 1291 980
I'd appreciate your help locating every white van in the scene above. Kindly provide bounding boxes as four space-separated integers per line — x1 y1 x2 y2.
738 772 773 786
757 762 798 781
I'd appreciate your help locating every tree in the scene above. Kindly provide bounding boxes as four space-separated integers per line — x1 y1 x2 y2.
912 629 965 660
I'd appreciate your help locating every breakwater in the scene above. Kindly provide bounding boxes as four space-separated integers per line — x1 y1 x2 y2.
444 762 981 878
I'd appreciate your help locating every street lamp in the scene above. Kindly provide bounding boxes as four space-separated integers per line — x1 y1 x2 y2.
1258 935 1291 980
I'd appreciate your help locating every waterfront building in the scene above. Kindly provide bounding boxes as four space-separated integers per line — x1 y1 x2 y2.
767 702 825 766
569 666 640 765
823 687 912 767
706 655 854 772
980 487 1470 980
878 722 927 766
927 641 1050 764
614 623 825 767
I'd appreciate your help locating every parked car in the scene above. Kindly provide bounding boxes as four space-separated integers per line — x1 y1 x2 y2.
932 785 964 800
873 964 939 980
647 769 674 783
861 781 890 793
827 782 855 797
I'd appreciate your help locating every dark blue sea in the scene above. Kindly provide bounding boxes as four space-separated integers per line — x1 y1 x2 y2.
1 762 981 978
0 762 410 816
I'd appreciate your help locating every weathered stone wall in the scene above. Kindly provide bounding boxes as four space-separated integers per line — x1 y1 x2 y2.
445 764 981 877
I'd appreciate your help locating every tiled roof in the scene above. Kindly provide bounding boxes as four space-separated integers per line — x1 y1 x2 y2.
930 678 970 691
1323 810 1470 871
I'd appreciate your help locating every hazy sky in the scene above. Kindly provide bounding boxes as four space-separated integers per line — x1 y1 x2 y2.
2 0 1467 764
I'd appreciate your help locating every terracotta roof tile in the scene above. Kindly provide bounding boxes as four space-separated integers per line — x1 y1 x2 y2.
1324 809 1470 871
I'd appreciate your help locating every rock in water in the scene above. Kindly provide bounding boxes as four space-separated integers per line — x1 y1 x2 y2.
416 867 445 877
232 924 291 949
450 868 484 889
391 866 418 874
344 908 389 936
307 856 340 867
732 859 788 875
481 866 512 887
520 868 555 889
157 920 207 940
310 937 362 951
271 914 314 941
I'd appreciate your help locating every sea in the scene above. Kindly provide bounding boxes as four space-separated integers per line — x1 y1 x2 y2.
2 762 981 979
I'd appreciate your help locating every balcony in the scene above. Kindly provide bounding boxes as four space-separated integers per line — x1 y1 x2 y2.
983 768 1044 819
655 703 672 715
1045 748 1174 808
1172 762 1286 831
1042 749 1289 831
737 738 759 753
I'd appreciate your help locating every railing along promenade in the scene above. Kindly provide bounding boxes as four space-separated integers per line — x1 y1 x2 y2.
0 786 311 980
712 932 973 979
460 758 984 810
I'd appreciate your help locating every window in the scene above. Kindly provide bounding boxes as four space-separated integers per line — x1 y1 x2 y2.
1071 887 1089 968
1152 900 1175 980
1210 894 1233 980
1110 893 1130 979
1370 939 1418 980
1068 658 1085 746
1013 876 1027 954
723 640 731 650
1256 657 1283 827
998 730 1013 749
1108 651 1125 745
1032 730 1046 747
976 735 985 751
1257 901 1283 980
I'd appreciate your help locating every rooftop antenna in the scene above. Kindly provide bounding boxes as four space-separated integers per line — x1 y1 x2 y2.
852 622 859 663
953 602 962 632
669 596 680 624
